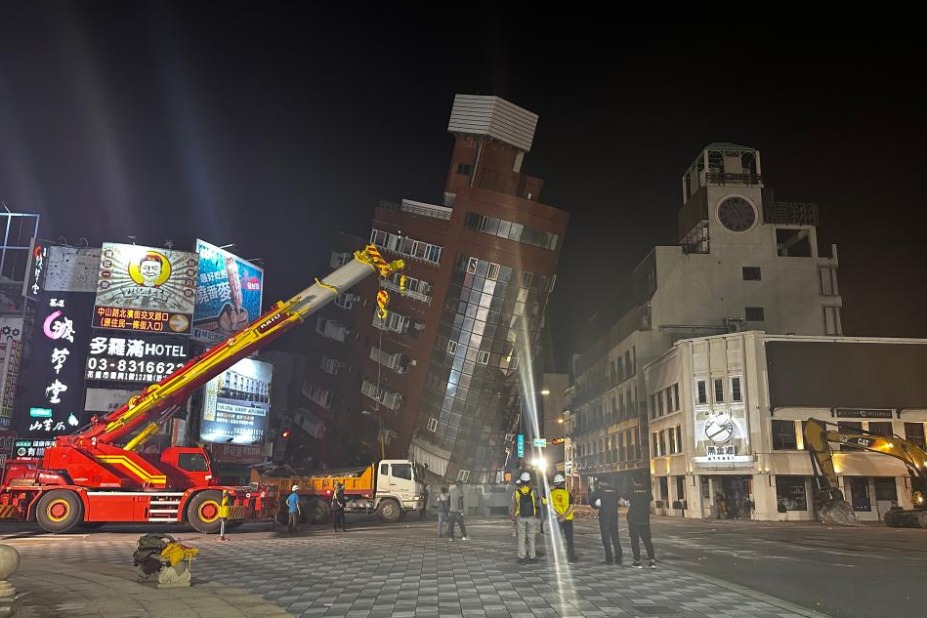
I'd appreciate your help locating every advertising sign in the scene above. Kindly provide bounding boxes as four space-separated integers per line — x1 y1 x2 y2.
209 443 264 465
85 334 190 383
200 358 272 445
23 240 48 300
192 240 264 343
517 433 525 458
0 317 24 428
15 291 94 440
93 243 198 335
45 246 101 293
13 438 56 459
693 409 752 463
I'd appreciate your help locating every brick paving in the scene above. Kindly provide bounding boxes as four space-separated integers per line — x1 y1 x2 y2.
2 517 829 617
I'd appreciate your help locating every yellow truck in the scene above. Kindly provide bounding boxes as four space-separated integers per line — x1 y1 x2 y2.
253 459 426 524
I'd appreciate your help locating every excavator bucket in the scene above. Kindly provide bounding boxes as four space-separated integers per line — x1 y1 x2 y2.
818 499 860 526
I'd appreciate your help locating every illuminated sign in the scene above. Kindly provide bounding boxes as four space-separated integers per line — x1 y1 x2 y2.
93 243 198 335
23 240 48 300
834 408 893 419
85 335 189 383
533 438 547 448
200 358 272 445
192 240 264 343
13 438 56 459
14 292 93 440
517 434 525 458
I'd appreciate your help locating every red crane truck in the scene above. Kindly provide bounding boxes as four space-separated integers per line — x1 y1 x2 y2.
0 245 404 533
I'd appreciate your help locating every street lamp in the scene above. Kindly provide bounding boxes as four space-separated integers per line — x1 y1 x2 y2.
361 410 385 460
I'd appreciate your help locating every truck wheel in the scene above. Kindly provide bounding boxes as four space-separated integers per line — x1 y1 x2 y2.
36 490 84 533
376 498 401 523
305 498 330 524
187 490 223 534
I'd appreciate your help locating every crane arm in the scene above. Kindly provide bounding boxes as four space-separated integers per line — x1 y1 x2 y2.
61 245 403 449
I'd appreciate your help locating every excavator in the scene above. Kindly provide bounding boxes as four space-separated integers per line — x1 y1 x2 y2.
804 417 927 528
0 245 404 533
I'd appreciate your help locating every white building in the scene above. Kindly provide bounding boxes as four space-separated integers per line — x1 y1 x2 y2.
570 142 842 495
646 332 927 522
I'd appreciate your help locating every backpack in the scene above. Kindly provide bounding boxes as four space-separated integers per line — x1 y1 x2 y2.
518 489 536 517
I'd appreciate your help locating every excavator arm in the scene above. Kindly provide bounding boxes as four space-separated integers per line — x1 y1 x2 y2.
60 245 404 451
803 418 927 528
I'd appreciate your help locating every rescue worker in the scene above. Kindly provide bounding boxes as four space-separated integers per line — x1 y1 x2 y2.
286 484 301 534
590 479 622 565
549 474 576 563
331 481 347 532
511 471 541 564
627 473 656 568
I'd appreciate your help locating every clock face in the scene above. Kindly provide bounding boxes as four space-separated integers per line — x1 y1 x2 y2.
704 412 734 444
717 196 757 232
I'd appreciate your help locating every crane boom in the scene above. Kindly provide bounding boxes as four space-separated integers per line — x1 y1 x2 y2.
59 245 404 451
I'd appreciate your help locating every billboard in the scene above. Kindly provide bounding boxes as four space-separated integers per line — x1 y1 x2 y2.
45 246 101 293
200 358 271 445
93 243 198 335
85 334 190 383
0 317 24 428
14 291 94 441
192 240 264 343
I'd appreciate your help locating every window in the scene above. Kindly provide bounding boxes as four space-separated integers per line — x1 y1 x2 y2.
672 384 679 410
427 417 438 432
675 427 683 454
446 340 458 355
457 469 470 483
696 380 708 405
772 420 797 450
819 268 839 296
874 478 897 502
824 306 842 335
456 163 472 175
745 307 765 322
392 463 412 481
487 262 500 281
868 421 893 437
731 377 742 402
838 422 863 451
380 463 388 475
657 392 664 416
659 430 667 457
775 476 807 511
476 350 490 364
466 257 478 274
665 389 673 413
904 422 926 449
713 379 724 403
178 453 208 472
776 228 812 257
742 267 761 281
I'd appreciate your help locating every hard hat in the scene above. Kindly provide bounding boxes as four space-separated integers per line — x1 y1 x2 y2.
291 485 300 491
553 474 565 484
594 498 602 508
518 472 531 483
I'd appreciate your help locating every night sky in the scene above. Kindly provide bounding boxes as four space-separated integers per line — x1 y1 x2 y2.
2 4 925 370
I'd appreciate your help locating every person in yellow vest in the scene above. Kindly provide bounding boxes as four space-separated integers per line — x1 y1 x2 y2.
511 472 541 564
549 474 576 563
218 490 231 540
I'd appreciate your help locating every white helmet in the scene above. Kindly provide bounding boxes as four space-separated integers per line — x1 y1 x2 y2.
553 474 565 484
291 485 300 492
518 472 531 483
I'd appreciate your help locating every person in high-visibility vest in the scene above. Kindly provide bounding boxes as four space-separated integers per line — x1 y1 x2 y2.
218 490 231 540
549 474 576 563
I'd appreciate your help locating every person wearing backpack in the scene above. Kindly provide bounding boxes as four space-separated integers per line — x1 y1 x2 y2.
331 482 347 532
511 472 541 563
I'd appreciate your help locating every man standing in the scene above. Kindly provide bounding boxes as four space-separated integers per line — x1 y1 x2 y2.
447 481 470 540
435 486 450 538
286 485 301 534
511 472 540 564
331 482 347 532
627 474 656 568
420 484 430 521
549 474 576 563
590 479 622 565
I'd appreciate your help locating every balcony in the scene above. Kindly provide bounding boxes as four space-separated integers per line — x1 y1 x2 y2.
378 198 452 221
315 317 348 342
361 379 403 411
381 277 431 305
369 346 410 374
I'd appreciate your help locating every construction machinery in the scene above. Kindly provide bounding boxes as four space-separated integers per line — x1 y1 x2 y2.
0 245 404 533
804 417 927 528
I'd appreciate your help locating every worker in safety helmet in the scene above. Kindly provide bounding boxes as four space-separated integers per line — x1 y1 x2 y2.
287 485 301 534
511 471 541 564
549 474 577 563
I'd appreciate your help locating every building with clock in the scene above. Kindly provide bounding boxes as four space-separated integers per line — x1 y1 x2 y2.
567 142 843 501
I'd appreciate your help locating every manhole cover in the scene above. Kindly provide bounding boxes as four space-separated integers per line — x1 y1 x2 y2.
633 607 677 615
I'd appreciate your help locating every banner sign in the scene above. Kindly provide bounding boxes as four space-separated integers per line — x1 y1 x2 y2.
0 318 24 428
209 443 264 465
200 358 272 445
23 240 48 300
93 243 198 335
85 334 190 383
834 408 893 419
15 292 94 440
192 239 264 343
13 438 56 459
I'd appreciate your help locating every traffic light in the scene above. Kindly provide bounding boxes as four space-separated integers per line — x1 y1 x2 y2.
281 428 291 438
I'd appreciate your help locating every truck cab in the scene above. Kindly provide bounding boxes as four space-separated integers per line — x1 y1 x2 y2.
375 459 426 515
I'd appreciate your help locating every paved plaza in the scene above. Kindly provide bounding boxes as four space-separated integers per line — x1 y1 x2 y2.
2 517 828 618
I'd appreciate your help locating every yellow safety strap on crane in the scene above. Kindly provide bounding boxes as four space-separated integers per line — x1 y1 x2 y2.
314 278 340 298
